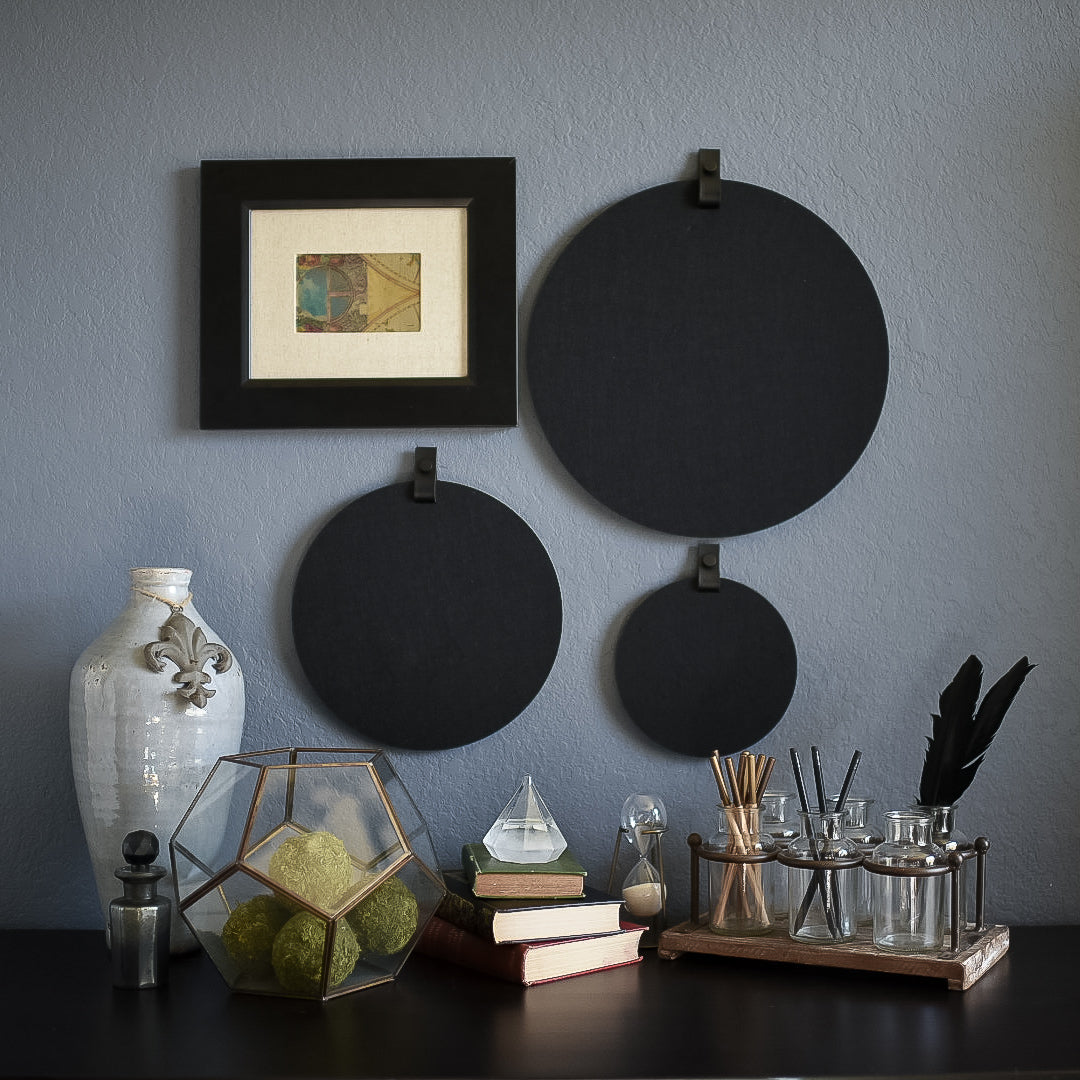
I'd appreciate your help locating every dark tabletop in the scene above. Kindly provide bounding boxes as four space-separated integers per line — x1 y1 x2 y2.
1 927 1077 1079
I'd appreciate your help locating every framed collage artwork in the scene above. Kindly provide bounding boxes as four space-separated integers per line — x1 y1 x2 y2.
199 156 517 428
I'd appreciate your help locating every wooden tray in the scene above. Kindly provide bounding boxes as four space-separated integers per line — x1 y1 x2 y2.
657 919 1009 990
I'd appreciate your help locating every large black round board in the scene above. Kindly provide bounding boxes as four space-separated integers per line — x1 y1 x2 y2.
614 576 797 757
292 481 562 750
527 179 889 538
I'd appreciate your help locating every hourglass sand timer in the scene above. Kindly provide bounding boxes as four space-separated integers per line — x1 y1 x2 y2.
607 794 668 943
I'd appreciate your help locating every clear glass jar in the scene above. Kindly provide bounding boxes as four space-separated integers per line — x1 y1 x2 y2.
760 791 799 922
838 796 883 926
781 810 862 944
704 805 776 936
915 804 975 931
761 791 800 845
870 810 947 953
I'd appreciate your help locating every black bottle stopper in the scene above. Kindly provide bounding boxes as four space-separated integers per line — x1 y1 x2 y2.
109 829 170 989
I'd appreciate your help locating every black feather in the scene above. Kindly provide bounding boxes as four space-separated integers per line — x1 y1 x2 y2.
917 655 1034 806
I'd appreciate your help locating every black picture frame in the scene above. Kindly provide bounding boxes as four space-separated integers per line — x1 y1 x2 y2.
199 157 517 428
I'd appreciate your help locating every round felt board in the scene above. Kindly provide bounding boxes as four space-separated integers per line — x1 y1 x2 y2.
526 178 889 538
291 480 562 751
614 574 797 757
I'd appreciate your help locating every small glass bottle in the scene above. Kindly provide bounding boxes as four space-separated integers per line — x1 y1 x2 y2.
109 830 171 989
781 810 861 944
705 804 776 935
870 810 947 954
916 803 975 931
838 796 883 926
760 791 798 922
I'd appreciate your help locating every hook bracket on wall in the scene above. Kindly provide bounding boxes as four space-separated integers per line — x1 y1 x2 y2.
698 149 721 207
696 543 721 591
414 446 437 502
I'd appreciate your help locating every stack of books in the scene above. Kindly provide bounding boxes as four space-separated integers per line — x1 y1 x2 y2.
417 843 645 985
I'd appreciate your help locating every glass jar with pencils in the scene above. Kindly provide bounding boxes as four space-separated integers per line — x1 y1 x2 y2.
704 750 779 935
783 746 865 944
704 803 776 935
779 809 863 944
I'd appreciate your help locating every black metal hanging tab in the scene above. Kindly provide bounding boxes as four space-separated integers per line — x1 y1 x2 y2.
696 543 721 591
698 149 721 207
414 446 437 502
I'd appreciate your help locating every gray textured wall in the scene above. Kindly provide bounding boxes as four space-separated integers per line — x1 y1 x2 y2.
2 1 1077 928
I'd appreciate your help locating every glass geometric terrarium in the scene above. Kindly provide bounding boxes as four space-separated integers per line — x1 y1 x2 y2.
169 747 445 1001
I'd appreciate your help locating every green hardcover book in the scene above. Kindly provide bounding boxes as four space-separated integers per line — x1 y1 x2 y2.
438 872 623 944
461 842 587 899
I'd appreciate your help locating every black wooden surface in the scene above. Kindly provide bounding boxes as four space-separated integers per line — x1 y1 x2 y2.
1 927 1076 1078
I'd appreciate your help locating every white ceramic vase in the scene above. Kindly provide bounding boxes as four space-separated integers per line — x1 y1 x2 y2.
69 567 245 952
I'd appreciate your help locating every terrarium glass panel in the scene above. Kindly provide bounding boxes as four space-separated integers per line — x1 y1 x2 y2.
297 763 404 869
343 858 445 984
171 756 264 905
376 765 441 871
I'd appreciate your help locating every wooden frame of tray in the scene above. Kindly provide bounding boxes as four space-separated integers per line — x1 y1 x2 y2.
657 920 1009 990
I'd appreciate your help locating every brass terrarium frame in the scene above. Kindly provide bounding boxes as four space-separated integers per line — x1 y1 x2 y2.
170 747 445 1000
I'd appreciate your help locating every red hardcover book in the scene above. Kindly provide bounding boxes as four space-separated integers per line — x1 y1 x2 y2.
416 915 645 986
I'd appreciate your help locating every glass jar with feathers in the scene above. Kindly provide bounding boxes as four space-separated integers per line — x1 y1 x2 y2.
915 654 1034 931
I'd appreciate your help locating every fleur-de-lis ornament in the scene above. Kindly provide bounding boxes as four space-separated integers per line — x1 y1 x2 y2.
144 610 233 709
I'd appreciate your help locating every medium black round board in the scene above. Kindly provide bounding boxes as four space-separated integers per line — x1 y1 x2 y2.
292 481 562 750
614 576 797 757
527 179 889 538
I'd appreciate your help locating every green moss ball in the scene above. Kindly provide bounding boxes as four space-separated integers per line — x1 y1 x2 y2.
347 876 419 956
221 894 291 975
271 911 360 995
267 831 352 910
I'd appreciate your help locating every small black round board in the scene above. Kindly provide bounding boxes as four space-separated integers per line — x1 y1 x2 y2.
614 574 797 757
292 480 562 751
